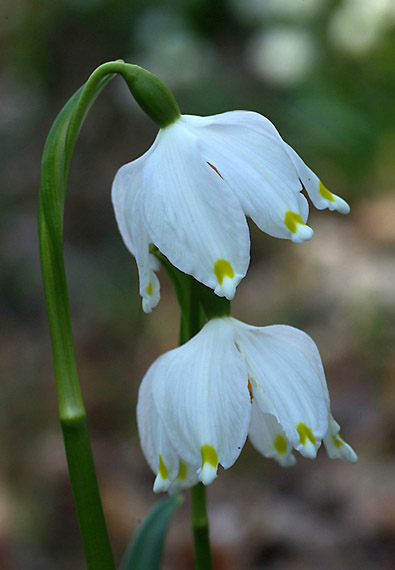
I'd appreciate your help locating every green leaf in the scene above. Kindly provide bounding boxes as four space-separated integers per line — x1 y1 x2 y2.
121 494 184 570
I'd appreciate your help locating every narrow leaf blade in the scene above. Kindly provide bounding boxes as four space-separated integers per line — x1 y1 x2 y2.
121 494 184 570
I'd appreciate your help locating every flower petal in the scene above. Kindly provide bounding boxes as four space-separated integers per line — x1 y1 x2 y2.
137 363 180 492
140 119 250 300
131 191 161 312
232 319 330 458
183 111 314 242
167 459 200 495
248 404 296 467
112 158 160 312
150 318 251 484
323 414 358 463
112 156 145 255
283 141 350 214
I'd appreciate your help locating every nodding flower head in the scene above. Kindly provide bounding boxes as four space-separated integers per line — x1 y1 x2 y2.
137 317 357 494
112 111 350 312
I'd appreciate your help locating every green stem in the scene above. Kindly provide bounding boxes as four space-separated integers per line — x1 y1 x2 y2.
38 61 148 570
191 484 213 570
143 253 216 568
62 415 116 570
181 279 214 570
39 60 198 569
180 277 205 345
151 184 235 570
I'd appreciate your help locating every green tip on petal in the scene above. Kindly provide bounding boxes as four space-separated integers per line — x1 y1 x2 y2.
201 444 218 467
176 459 188 481
319 182 335 202
332 434 343 449
297 423 316 446
158 455 168 479
199 444 218 485
214 259 234 285
153 456 171 493
284 211 304 233
284 211 314 243
324 416 358 463
319 181 350 215
213 259 238 300
274 434 288 455
272 434 296 467
297 423 317 458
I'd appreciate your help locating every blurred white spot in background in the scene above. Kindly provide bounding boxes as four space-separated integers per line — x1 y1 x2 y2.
132 8 215 88
230 0 325 23
246 27 318 87
328 0 395 55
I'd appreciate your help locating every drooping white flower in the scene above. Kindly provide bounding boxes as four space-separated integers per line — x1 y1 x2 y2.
112 111 350 312
137 317 357 493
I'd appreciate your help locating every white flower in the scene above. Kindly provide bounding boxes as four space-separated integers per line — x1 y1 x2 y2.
137 317 357 494
112 111 350 312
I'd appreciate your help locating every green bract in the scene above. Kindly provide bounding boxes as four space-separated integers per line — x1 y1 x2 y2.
122 65 181 127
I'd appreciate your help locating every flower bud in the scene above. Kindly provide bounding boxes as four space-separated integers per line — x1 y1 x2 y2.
122 65 181 127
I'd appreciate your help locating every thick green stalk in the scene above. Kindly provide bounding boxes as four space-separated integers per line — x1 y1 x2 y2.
178 277 205 345
155 256 234 570
177 277 215 570
157 261 214 568
39 60 212 570
39 63 123 570
38 61 164 570
191 483 213 570
61 415 115 570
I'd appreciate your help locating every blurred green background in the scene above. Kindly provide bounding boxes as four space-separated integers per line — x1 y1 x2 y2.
1 0 395 568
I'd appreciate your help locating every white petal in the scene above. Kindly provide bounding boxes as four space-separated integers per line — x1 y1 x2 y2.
112 157 160 312
168 459 200 495
232 319 330 458
137 363 180 492
199 462 218 486
248 404 296 467
112 156 146 255
184 111 314 242
323 414 358 463
131 191 161 312
283 141 350 214
151 318 251 482
140 119 250 299
141 269 160 313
